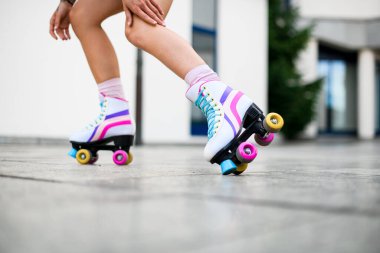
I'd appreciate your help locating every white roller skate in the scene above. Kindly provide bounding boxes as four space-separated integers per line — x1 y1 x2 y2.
68 95 135 165
186 81 284 175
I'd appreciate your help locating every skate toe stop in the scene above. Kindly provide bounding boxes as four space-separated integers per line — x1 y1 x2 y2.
220 160 237 175
68 148 78 158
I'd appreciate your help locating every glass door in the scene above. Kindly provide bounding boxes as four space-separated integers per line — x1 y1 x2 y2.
317 46 357 134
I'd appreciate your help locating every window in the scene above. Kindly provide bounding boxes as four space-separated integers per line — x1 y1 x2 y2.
191 0 218 136
317 45 358 134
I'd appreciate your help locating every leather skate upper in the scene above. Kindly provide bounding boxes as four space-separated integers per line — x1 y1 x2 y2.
69 96 135 143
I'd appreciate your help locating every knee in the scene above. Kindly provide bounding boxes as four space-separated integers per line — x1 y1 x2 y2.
69 7 100 36
125 25 148 49
69 7 82 32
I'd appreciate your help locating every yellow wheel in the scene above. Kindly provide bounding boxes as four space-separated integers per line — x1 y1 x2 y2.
126 152 133 165
76 149 92 165
264 113 284 133
233 163 248 175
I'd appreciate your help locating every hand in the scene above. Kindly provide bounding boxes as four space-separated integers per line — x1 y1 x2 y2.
123 0 165 27
49 1 72 40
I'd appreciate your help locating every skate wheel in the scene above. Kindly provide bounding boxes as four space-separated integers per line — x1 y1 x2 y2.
233 163 249 175
220 160 237 175
76 149 92 165
126 152 133 165
236 142 258 163
264 113 284 133
254 133 275 146
113 150 128 166
89 153 99 164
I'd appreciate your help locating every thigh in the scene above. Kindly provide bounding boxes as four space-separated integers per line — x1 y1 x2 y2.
155 0 174 19
130 0 174 25
73 0 124 24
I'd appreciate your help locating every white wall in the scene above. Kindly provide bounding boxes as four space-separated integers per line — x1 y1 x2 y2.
358 49 376 139
294 0 380 20
0 0 268 143
218 0 268 112
297 38 319 138
0 1 136 139
142 0 192 143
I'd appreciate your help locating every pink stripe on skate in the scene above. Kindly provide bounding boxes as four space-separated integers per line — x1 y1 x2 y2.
98 120 132 140
230 92 243 126
90 116 131 141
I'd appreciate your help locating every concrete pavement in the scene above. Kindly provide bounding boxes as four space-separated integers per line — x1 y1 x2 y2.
0 139 379 253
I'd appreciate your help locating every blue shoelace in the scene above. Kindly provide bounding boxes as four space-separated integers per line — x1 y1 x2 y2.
86 100 107 129
195 92 222 139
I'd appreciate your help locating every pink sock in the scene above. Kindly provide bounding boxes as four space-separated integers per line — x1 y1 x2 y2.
98 78 125 99
184 64 221 87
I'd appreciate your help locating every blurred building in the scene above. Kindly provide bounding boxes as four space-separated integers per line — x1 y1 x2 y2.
0 0 378 143
294 0 380 139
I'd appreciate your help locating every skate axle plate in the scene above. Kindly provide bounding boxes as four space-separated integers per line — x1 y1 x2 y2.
71 135 134 155
210 103 268 165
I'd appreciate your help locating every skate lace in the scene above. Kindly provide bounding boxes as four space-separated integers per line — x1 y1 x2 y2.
86 99 108 129
195 87 223 139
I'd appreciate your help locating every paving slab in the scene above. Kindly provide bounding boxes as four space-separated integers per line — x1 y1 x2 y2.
0 139 379 253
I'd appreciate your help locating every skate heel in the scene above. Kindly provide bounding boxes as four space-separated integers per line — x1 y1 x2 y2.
242 103 264 129
113 135 134 148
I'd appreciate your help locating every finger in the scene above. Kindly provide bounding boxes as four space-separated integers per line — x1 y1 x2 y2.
66 28 71 39
136 8 157 25
64 28 71 40
50 22 58 40
49 14 58 39
56 28 66 40
141 5 163 25
150 0 164 16
124 7 133 26
54 14 62 31
146 1 165 25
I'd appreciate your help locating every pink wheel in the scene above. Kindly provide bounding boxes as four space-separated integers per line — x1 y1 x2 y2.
236 142 258 163
113 150 128 165
254 133 274 146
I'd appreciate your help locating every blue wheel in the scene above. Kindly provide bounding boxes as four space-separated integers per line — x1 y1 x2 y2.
220 160 237 175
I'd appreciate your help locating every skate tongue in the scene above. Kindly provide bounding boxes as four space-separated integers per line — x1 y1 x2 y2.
98 93 106 103
185 82 204 103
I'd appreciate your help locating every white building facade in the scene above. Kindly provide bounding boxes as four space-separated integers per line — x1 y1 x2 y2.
0 0 268 144
294 0 380 139
1 0 377 143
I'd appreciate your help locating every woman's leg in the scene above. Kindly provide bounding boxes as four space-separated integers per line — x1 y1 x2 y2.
125 0 205 79
70 0 123 83
68 0 135 160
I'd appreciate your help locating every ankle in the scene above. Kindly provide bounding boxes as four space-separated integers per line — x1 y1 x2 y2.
185 65 221 87
98 78 125 99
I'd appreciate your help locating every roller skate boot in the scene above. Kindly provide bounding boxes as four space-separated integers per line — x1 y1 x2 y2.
186 81 284 175
68 95 135 165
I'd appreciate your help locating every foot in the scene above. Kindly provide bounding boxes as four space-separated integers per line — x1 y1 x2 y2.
186 81 254 162
69 95 135 153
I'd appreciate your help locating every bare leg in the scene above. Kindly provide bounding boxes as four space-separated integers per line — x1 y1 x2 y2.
70 0 123 83
125 0 205 79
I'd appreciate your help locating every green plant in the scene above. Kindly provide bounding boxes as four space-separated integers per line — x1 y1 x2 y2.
268 0 322 139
